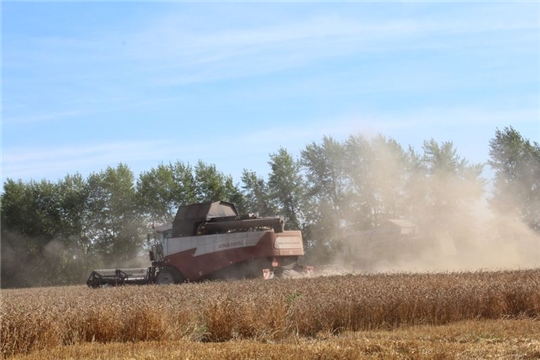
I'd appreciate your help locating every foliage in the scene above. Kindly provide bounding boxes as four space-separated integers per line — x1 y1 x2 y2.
193 161 245 212
240 169 276 216
136 162 196 225
1 177 90 287
301 136 348 241
267 148 306 231
84 164 142 264
417 139 485 246
298 134 485 264
488 126 540 232
343 134 417 229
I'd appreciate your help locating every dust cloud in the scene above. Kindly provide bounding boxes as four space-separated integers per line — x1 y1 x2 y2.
323 214 539 276
359 214 540 273
1 230 152 288
322 142 540 275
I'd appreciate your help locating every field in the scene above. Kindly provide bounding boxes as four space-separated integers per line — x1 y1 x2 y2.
2 269 540 359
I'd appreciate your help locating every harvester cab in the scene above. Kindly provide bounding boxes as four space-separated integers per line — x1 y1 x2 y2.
148 223 171 263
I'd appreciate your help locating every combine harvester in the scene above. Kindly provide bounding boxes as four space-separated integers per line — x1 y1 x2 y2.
87 201 312 287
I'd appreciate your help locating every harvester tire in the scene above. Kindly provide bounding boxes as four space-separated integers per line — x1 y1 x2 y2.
156 267 185 285
156 270 174 284
280 269 302 278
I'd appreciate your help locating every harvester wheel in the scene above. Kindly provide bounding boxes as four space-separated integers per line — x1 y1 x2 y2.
156 269 175 285
156 267 185 285
280 269 302 278
279 256 298 270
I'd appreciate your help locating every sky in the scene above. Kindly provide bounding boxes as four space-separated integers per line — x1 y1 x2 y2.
2 2 539 187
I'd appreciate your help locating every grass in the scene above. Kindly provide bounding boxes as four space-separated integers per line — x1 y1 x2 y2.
1 269 539 358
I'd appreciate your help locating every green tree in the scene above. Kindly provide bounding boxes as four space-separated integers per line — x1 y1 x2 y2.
399 145 429 220
0 178 77 287
136 162 196 225
419 139 485 243
240 170 276 216
300 137 351 263
343 134 374 230
194 161 245 211
56 174 89 250
362 135 411 225
343 134 413 229
301 136 348 241
488 126 540 232
1 179 40 287
50 174 92 284
85 164 143 264
267 148 305 231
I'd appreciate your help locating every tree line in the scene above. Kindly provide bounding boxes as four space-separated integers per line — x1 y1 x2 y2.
1 126 538 288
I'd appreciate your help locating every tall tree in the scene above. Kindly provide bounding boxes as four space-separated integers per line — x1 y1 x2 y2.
362 135 411 225
193 161 245 210
1 179 42 287
400 145 429 221
85 164 143 264
419 139 485 243
343 134 374 230
267 148 305 231
346 135 417 228
240 170 276 216
301 136 349 240
0 178 79 287
56 174 89 251
51 174 91 284
488 126 540 232
136 162 196 225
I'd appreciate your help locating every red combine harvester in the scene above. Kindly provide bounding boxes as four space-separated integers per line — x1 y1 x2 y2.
87 201 312 287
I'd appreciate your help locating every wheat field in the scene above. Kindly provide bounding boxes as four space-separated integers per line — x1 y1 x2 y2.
2 269 540 359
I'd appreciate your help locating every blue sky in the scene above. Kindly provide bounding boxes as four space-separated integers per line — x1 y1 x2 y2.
2 2 539 186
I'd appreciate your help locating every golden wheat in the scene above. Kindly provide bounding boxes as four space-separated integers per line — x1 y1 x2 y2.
1 269 539 358
8 320 540 360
